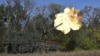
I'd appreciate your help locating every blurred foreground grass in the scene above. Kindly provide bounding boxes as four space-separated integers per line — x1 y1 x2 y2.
0 50 100 56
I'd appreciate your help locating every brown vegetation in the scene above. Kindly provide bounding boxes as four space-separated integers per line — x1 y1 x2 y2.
0 50 100 56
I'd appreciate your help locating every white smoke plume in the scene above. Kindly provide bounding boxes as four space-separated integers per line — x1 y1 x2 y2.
54 7 83 34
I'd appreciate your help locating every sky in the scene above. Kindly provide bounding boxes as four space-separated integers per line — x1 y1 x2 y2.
0 0 100 9
35 0 100 9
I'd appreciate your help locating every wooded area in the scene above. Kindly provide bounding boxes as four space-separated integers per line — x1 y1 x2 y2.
0 0 100 53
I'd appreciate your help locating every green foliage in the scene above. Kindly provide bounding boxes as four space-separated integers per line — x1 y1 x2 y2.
76 29 97 50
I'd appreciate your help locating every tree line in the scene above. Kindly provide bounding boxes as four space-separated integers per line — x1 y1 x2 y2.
0 0 100 53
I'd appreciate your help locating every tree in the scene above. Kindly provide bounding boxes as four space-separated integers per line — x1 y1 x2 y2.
0 0 35 53
0 4 6 52
75 6 100 50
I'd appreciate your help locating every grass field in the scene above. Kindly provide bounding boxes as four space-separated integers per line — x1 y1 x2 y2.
0 50 100 56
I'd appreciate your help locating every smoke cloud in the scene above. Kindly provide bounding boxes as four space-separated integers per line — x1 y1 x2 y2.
54 7 83 34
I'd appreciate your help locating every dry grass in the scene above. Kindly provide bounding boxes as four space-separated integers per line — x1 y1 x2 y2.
0 50 100 56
